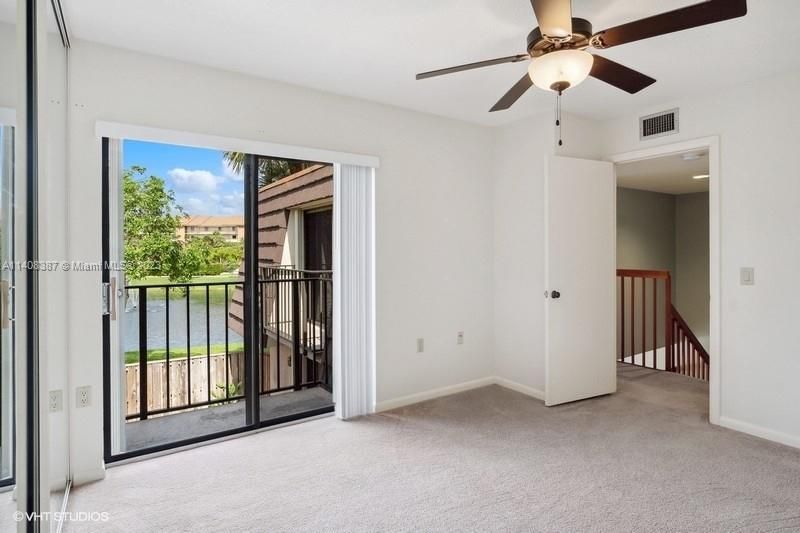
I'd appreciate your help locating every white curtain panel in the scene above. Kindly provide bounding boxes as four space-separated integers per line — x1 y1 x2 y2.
332 164 376 419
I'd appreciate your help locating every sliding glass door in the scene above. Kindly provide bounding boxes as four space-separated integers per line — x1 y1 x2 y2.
250 156 334 424
102 143 334 461
102 139 248 459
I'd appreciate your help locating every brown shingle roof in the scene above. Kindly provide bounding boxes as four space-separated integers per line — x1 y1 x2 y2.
182 215 244 227
258 164 330 192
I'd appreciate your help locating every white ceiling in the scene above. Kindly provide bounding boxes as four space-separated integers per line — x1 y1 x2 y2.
617 151 709 195
5 0 800 126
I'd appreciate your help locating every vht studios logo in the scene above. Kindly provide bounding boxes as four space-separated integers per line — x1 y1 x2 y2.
14 510 110 523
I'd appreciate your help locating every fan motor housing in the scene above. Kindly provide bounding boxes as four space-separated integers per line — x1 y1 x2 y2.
527 18 593 57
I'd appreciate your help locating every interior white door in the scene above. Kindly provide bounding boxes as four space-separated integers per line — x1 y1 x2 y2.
545 155 616 406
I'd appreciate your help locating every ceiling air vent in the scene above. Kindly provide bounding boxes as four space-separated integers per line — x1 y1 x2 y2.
639 109 679 140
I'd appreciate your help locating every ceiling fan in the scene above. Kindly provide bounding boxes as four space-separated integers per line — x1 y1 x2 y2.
416 0 748 112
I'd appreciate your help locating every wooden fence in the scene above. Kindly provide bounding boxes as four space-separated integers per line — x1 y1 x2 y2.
125 352 245 417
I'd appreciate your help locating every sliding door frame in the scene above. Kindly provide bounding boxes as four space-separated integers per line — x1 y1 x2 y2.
100 140 338 463
0 123 15 490
18 0 46 529
242 154 260 427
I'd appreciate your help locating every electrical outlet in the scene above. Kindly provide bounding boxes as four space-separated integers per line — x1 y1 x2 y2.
49 390 63 413
76 386 91 408
416 338 424 353
457 331 464 345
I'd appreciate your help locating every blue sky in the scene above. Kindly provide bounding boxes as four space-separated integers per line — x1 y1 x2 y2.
123 140 244 216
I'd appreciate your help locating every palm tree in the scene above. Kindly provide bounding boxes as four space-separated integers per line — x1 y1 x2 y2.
224 152 315 188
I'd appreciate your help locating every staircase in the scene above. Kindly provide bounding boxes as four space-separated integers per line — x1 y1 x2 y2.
669 304 709 380
617 269 709 381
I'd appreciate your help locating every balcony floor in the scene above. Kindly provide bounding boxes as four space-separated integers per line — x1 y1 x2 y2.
123 386 332 453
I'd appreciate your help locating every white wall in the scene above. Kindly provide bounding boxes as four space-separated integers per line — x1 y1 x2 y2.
493 71 800 450
616 187 676 274
65 40 496 482
675 192 710 346
601 71 800 447
492 112 603 395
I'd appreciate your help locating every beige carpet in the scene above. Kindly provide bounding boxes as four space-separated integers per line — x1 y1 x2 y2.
66 366 800 532
0 490 16 533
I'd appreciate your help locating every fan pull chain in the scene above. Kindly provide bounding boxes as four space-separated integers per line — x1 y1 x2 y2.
555 91 563 147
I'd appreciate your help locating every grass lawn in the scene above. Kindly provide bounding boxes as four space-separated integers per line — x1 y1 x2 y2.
127 273 242 304
124 341 244 365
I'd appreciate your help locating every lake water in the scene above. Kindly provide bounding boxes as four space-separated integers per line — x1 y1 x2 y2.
122 295 243 353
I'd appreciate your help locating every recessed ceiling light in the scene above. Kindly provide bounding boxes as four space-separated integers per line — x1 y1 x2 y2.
692 174 709 180
682 152 706 161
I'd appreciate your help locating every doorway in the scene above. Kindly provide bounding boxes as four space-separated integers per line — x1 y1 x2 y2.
611 138 720 422
304 209 332 271
102 140 335 461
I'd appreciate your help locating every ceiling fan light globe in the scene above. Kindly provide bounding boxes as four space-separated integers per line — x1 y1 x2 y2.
528 50 594 92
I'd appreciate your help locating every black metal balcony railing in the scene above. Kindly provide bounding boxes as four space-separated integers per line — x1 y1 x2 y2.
125 268 332 422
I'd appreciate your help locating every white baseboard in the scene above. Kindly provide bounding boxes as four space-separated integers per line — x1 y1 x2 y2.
718 416 800 450
492 377 545 400
375 377 495 412
375 376 545 412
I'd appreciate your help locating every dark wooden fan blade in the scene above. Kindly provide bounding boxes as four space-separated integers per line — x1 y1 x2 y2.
490 74 534 112
590 55 655 94
416 54 529 80
591 0 747 49
530 0 573 40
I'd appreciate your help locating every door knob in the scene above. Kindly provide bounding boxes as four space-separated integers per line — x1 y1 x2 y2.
551 290 561 299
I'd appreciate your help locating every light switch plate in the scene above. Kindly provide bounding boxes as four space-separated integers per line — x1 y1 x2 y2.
740 267 755 286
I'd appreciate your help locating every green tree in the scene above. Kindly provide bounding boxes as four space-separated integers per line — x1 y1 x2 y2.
184 233 243 276
123 166 200 282
201 233 244 274
223 152 314 187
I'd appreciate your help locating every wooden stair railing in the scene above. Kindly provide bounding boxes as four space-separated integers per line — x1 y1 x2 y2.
616 269 709 381
617 269 672 372
670 304 710 381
